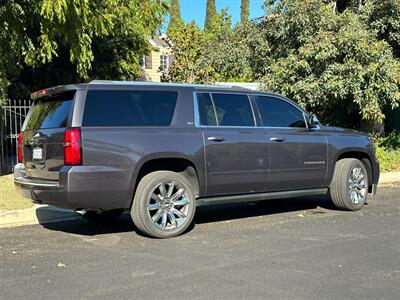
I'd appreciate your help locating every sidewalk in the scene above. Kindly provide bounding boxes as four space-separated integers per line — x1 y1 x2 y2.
0 205 77 229
379 171 400 185
0 171 399 229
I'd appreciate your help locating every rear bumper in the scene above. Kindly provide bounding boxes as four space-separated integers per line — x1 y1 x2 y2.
14 164 69 208
14 163 131 210
14 175 60 189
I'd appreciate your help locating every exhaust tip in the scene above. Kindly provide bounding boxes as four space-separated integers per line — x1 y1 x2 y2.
75 208 87 215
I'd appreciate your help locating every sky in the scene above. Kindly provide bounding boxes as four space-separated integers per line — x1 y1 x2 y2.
163 0 266 30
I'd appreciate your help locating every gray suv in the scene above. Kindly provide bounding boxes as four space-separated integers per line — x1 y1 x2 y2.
14 80 380 238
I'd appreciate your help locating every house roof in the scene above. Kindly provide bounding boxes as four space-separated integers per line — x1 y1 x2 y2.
149 34 172 49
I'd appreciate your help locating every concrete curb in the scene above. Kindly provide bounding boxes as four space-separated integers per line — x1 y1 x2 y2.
0 205 77 229
379 171 400 185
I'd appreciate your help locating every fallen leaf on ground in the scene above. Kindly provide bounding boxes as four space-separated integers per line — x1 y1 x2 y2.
57 262 66 267
297 213 305 218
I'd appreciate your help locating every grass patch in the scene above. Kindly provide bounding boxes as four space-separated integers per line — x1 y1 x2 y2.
0 175 33 211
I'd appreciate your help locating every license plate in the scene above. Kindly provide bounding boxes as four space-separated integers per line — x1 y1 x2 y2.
32 147 43 160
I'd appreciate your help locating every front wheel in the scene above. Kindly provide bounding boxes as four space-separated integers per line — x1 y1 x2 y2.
330 158 369 211
131 171 196 238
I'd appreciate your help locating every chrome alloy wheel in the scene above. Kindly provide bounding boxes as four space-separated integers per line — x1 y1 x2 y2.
348 166 367 205
147 181 190 230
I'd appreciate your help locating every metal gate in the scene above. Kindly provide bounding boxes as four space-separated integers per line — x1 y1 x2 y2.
0 99 32 174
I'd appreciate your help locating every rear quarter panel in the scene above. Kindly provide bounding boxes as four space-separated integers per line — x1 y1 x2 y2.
77 127 205 209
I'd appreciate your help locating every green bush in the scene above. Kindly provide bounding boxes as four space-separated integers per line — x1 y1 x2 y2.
375 131 400 171
376 147 400 172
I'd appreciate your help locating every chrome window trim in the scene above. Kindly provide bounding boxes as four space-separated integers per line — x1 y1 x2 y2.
263 126 309 130
303 112 309 130
208 93 219 126
193 91 320 130
252 93 308 115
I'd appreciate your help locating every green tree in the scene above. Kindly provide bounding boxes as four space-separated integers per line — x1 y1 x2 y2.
0 0 168 101
362 0 400 58
167 0 181 33
205 0 216 31
166 21 204 83
261 0 400 132
166 10 269 84
164 0 400 133
241 0 250 23
167 10 256 83
196 11 260 82
361 0 400 132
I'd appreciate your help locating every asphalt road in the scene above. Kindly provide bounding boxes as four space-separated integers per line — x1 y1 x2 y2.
1 184 399 300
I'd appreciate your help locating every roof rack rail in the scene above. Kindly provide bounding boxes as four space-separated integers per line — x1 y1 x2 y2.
88 80 257 90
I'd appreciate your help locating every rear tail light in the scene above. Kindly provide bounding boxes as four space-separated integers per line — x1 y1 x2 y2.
64 128 82 165
17 132 23 163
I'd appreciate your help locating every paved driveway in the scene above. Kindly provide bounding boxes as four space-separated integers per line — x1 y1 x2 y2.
1 184 399 299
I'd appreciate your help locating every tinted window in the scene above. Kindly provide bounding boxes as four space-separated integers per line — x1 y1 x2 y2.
83 90 178 127
197 93 217 126
255 96 306 128
212 94 254 127
25 92 74 130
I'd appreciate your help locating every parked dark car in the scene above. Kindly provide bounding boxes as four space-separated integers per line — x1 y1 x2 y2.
14 80 380 238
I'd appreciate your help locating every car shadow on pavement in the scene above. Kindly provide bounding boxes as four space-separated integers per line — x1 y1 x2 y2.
194 195 335 224
40 214 138 236
38 195 336 237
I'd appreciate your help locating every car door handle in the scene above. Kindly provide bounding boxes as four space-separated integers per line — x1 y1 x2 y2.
208 136 225 142
270 137 286 142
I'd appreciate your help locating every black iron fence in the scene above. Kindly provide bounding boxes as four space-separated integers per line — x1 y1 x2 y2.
0 99 32 174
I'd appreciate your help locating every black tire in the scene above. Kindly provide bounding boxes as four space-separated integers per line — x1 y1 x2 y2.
80 209 124 223
330 158 369 211
131 171 196 238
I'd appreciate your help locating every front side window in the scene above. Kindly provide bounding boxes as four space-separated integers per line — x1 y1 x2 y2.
211 93 255 127
255 96 306 128
83 90 177 127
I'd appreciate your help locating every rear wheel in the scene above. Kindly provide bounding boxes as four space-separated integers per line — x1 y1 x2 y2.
330 158 368 211
80 209 124 223
131 171 196 238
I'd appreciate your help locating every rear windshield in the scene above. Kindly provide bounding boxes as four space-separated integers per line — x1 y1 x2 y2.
83 90 178 127
25 92 75 130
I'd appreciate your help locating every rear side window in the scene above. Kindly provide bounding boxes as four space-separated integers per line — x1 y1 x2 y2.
197 93 217 126
83 90 178 127
255 96 307 128
211 93 255 127
25 92 74 130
